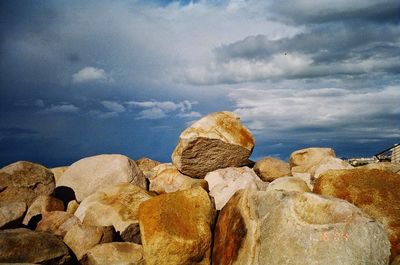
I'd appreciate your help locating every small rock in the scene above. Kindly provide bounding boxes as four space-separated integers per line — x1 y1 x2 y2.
66 200 79 214
171 111 255 178
266 176 311 193
289 147 336 176
57 154 146 202
81 242 144 265
136 157 161 179
36 211 80 237
139 187 214 265
0 202 26 229
253 157 291 182
22 195 64 226
205 167 268 210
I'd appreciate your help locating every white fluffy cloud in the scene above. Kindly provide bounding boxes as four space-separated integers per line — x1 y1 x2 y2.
41 104 79 114
101 101 126 113
72 67 110 83
128 100 199 120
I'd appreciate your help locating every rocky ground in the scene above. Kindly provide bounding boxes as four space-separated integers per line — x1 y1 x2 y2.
1 111 400 265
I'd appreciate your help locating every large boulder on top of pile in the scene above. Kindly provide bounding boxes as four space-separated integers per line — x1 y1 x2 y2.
74 183 154 240
138 187 215 265
204 167 268 210
253 157 291 182
314 168 400 260
213 189 390 265
135 157 161 179
81 242 144 265
171 111 255 178
0 161 55 206
0 228 71 264
149 163 208 194
57 154 146 202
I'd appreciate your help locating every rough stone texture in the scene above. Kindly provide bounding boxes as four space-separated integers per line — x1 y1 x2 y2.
205 167 267 210
23 195 64 225
81 242 144 265
266 176 311 193
171 111 255 178
63 224 115 260
66 200 79 214
392 255 400 265
289 147 336 175
253 157 291 182
0 228 71 264
361 162 400 174
36 211 81 237
149 163 208 194
138 187 214 265
314 168 400 260
135 157 161 179
213 189 390 265
57 154 146 202
51 166 69 185
0 202 26 228
0 161 55 207
74 183 153 236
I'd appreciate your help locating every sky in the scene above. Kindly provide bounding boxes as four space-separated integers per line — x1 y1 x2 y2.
1 0 399 168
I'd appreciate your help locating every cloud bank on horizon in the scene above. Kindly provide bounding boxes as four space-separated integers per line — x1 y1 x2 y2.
0 0 399 167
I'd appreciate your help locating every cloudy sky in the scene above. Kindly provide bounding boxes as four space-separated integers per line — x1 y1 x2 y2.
1 0 399 167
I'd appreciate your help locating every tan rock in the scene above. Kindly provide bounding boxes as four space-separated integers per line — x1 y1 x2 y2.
253 157 291 182
213 189 390 265
289 147 336 175
57 154 146 202
66 200 79 214
361 162 400 174
63 224 115 260
149 163 208 194
266 176 311 193
0 202 26 228
139 187 214 265
51 166 69 184
136 157 161 179
171 111 255 178
392 255 400 265
0 161 55 206
74 183 153 237
0 228 71 264
81 242 144 265
205 167 268 210
36 211 80 237
314 168 400 260
22 195 64 225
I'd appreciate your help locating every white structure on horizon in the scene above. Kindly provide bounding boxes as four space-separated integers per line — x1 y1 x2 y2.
392 144 400 163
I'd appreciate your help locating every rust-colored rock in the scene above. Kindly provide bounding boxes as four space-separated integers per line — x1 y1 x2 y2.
253 157 291 182
23 195 64 225
314 168 400 260
36 211 80 237
138 187 214 265
171 111 255 178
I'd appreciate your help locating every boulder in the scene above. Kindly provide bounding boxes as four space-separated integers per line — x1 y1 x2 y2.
138 187 214 265
81 242 144 265
57 154 146 202
289 147 336 175
314 168 400 259
266 176 311 193
361 162 400 174
253 157 291 182
392 255 400 265
36 211 80 237
74 183 153 238
0 202 26 228
149 163 208 194
135 157 161 179
171 111 255 178
63 224 115 260
51 166 69 184
23 195 64 226
0 228 71 264
66 200 79 214
204 167 268 210
0 161 55 206
213 189 390 265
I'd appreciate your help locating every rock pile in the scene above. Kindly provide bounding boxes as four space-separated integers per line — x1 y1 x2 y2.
0 111 398 264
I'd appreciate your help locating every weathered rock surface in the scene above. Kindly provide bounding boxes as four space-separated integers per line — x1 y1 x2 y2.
63 224 115 260
314 168 400 259
266 176 311 193
74 183 153 237
51 166 69 184
57 154 146 202
66 200 79 214
253 157 291 182
135 157 161 179
171 111 255 178
36 211 80 237
0 161 55 206
0 202 26 228
205 167 268 210
23 195 64 225
213 189 390 265
149 163 208 194
392 255 400 265
361 162 400 174
81 242 144 265
139 187 214 265
0 228 71 264
289 147 336 175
